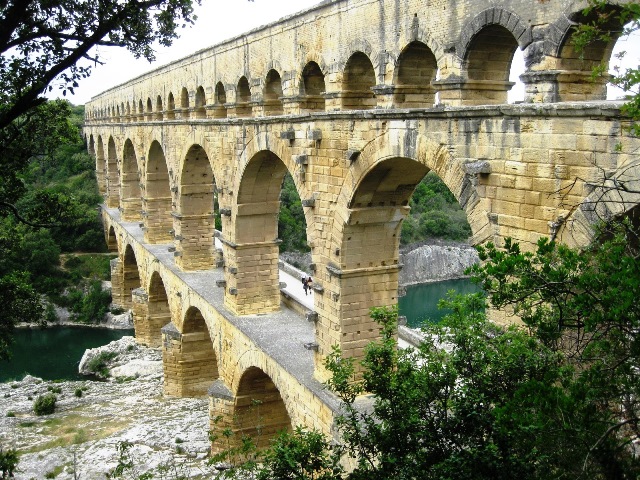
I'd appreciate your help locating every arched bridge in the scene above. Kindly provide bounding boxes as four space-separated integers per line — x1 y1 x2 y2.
84 0 640 452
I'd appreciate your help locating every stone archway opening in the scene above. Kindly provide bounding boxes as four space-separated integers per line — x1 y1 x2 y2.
301 61 325 112
155 95 163 120
167 92 176 120
121 139 142 221
146 97 153 119
464 25 519 104
342 52 376 110
141 271 171 347
555 7 623 102
224 150 291 315
234 367 292 450
144 141 173 244
163 307 218 397
122 244 141 310
195 86 206 119
106 225 118 252
213 82 227 118
106 137 120 209
180 87 190 119
95 136 106 197
394 41 438 108
236 76 252 117
175 145 217 270
263 69 284 116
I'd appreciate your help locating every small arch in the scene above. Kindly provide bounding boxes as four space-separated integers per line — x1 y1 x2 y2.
120 102 125 121
137 99 144 120
167 92 176 119
552 7 622 102
234 366 292 450
180 87 190 119
342 52 376 110
194 86 206 119
123 244 141 300
464 25 519 104
300 61 326 112
236 76 252 117
393 41 438 108
263 69 284 116
125 101 131 122
155 95 163 120
213 82 227 118
146 97 153 118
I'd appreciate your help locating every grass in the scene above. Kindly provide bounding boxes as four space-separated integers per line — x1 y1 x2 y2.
20 413 130 454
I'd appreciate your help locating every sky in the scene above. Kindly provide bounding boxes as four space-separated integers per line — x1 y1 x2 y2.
56 0 639 105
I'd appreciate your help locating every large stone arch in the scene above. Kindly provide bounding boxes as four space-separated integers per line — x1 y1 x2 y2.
137 270 172 348
106 136 120 209
163 306 219 397
174 143 217 270
231 366 292 449
121 139 142 221
95 135 107 196
223 148 291 315
143 140 173 244
120 243 141 310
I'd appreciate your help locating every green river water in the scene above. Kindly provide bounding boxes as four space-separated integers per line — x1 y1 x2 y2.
0 327 133 382
0 279 477 382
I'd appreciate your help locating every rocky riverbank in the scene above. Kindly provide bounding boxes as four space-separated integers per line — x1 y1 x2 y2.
399 240 479 286
0 337 217 479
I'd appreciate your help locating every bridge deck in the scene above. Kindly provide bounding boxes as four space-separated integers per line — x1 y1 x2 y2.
106 207 342 413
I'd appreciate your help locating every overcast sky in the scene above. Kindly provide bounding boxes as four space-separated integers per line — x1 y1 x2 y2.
56 0 638 105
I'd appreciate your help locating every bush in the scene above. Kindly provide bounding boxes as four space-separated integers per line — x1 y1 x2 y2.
0 448 19 478
33 393 57 415
86 351 117 377
74 388 83 398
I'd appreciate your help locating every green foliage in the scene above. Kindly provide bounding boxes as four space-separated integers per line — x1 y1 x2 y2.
401 172 471 244
0 447 18 479
256 426 344 480
33 393 57 416
278 173 310 253
74 388 83 398
0 0 199 130
66 280 112 324
86 351 118 377
0 271 45 360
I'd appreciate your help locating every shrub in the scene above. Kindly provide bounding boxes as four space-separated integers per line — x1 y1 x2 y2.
6 411 15 417
74 388 83 398
47 386 62 394
0 448 19 479
33 393 57 415
86 351 117 377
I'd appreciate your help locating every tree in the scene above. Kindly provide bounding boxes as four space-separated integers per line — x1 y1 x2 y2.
0 0 200 130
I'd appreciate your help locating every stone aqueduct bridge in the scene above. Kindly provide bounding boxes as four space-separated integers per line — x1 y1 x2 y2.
84 0 640 450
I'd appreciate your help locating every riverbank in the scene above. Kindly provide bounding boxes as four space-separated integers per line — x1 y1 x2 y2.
0 337 217 479
16 310 133 331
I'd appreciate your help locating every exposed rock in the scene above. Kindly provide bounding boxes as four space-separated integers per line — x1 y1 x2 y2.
78 336 161 378
103 310 134 329
399 242 479 286
0 341 217 479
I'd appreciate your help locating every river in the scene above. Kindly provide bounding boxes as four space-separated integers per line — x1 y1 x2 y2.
0 279 477 382
399 278 481 328
0 326 133 382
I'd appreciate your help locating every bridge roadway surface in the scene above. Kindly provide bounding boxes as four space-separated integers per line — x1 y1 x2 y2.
109 207 348 413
